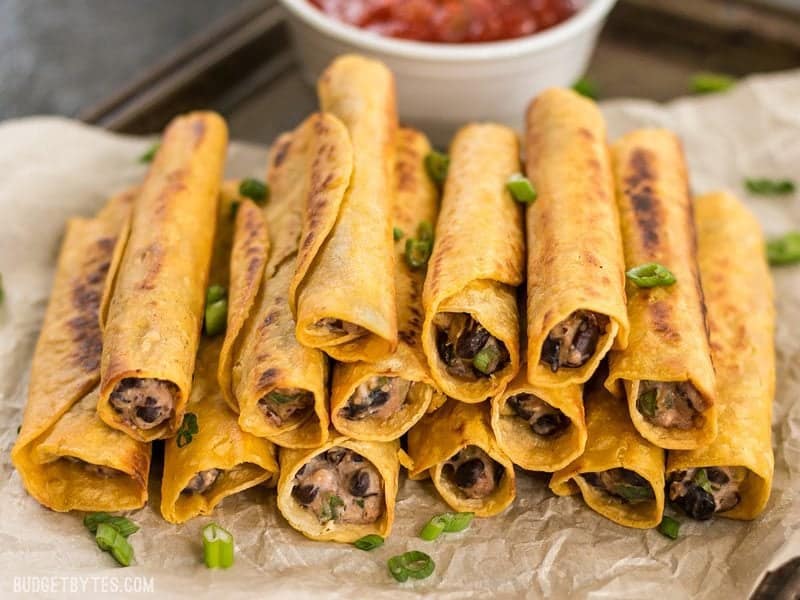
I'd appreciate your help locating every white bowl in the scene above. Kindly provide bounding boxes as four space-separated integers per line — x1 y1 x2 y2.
278 0 617 144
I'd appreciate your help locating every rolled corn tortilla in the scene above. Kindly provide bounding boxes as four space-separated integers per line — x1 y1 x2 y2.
665 191 775 521
331 128 444 441
525 88 629 387
491 371 586 472
421 123 524 403
605 128 717 450
407 400 516 517
220 114 349 448
550 387 665 529
290 54 398 362
161 190 279 524
277 434 400 543
12 191 150 511
99 111 228 441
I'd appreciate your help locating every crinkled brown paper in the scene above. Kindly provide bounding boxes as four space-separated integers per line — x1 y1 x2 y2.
0 71 798 599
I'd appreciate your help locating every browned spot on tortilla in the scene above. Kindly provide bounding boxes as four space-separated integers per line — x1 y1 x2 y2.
129 449 151 488
137 242 165 290
584 252 600 267
192 119 206 147
273 137 292 168
578 127 595 142
262 309 280 328
649 300 680 342
258 368 279 389
625 149 661 250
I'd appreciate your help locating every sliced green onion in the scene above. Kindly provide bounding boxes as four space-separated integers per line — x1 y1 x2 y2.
353 534 384 551
440 511 474 532
393 227 404 241
239 178 269 204
506 173 537 204
637 389 657 418
84 512 139 537
690 72 735 94
95 522 134 567
138 142 160 164
387 551 435 583
473 345 501 374
354 498 365 509
767 232 800 266
745 177 795 196
612 483 655 502
572 77 599 100
693 468 713 494
319 494 345 522
419 516 447 541
267 390 297 405
204 298 228 336
417 220 434 243
206 284 226 304
176 412 199 448
405 239 433 270
424 151 449 186
658 515 680 540
202 522 234 569
626 263 677 288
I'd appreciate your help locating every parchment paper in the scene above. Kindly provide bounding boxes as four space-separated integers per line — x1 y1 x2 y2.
0 70 798 599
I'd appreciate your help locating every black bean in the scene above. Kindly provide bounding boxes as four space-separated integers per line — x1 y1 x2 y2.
136 401 161 423
676 485 716 520
456 323 490 358
454 458 485 488
349 470 370 497
532 412 569 437
707 468 729 485
292 484 318 505
583 472 601 487
569 323 599 365
620 469 651 488
326 448 346 464
508 395 534 420
368 388 390 407
541 337 561 372
436 330 455 365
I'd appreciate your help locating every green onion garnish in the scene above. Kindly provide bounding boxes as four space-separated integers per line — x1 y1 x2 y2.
636 389 657 418
420 512 474 541
506 173 537 204
239 178 269 204
690 72 735 95
84 513 139 537
353 534 384 551
320 494 345 522
393 227 404 241
473 345 501 374
745 178 795 196
612 483 655 502
693 468 713 494
387 551 435 583
658 516 680 540
204 283 228 338
420 516 447 541
572 77 599 100
176 412 199 448
767 232 800 266
405 239 433 270
424 151 449 186
626 263 677 288
138 142 160 164
267 390 295 405
417 221 434 243
202 522 234 569
95 522 134 567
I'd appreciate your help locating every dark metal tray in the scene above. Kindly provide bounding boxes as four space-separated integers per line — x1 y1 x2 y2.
80 0 800 144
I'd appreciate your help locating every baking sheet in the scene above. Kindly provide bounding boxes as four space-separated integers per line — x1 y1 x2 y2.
1 70 799 599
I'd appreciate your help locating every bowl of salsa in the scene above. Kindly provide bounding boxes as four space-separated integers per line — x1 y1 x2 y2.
279 0 617 141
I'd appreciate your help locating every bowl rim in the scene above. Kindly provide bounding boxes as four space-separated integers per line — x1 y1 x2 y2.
277 0 617 62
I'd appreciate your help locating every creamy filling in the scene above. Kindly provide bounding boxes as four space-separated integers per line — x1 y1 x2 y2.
540 310 608 373
258 388 314 428
636 381 709 430
181 468 221 495
667 467 745 520
582 468 655 504
109 378 178 430
340 376 409 420
434 312 510 380
291 448 384 525
442 445 503 500
65 456 121 478
503 393 569 437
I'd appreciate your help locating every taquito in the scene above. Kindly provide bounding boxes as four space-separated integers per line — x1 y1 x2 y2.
290 54 398 362
421 123 524 403
666 191 774 521
331 128 444 441
550 387 665 529
491 372 586 472
605 129 717 449
220 114 348 448
12 191 150 511
161 187 278 524
277 434 400 543
407 400 516 517
99 111 228 441
525 88 629 387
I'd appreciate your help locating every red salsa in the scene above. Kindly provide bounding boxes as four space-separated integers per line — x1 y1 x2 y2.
308 0 578 44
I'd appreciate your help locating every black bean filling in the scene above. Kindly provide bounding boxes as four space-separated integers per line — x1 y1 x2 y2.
667 467 743 520
636 381 709 430
507 393 570 437
340 376 409 421
109 378 178 430
181 468 221 495
582 468 655 504
258 388 314 428
442 445 504 500
540 310 609 373
434 313 510 380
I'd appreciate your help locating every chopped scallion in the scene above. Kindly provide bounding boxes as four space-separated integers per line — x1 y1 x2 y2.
626 263 677 288
393 226 404 241
239 178 269 204
202 522 234 569
424 151 449 186
745 178 795 196
572 77 599 100
637 389 658 418
387 551 435 583
353 534 384 551
767 232 800 266
206 284 226 305
205 298 228 336
84 513 139 537
658 516 680 540
95 522 134 567
506 173 537 204
473 345 500 374
690 72 735 95
138 142 160 164
176 412 199 448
